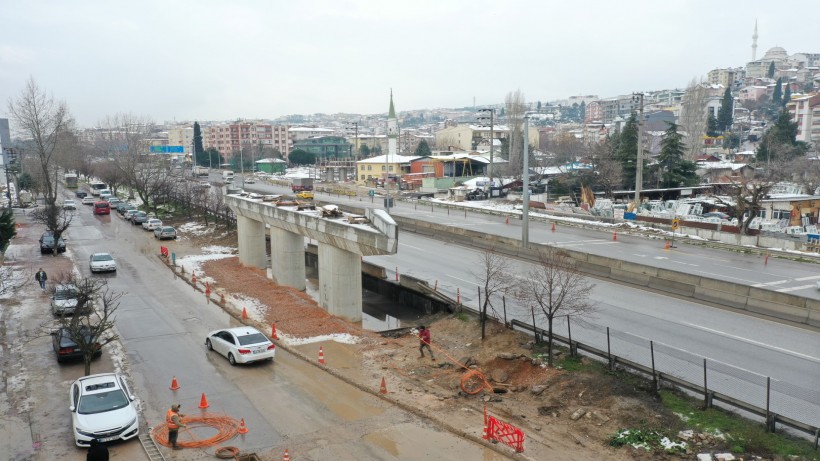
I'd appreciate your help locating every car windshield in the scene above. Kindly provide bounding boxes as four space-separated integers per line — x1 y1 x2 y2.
92 254 113 262
237 333 268 346
55 288 77 300
162 227 174 232
78 388 129 414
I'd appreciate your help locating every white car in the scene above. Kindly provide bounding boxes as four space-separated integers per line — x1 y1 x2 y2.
70 373 139 446
63 199 77 210
142 218 162 231
51 283 80 316
205 327 276 365
89 253 116 273
81 196 96 205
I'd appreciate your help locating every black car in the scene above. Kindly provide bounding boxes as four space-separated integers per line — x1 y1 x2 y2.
39 232 66 254
52 327 102 363
75 191 88 199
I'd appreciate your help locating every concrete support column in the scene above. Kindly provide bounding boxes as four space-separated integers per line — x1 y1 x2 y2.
236 215 267 269
270 227 306 290
318 243 362 322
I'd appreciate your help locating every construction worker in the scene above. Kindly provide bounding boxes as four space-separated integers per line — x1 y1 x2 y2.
166 403 186 450
418 325 435 360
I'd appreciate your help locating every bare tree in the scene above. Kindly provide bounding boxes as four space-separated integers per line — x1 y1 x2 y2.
586 141 623 197
505 90 528 176
679 78 710 160
96 160 127 196
470 249 517 340
7 78 73 205
518 246 594 366
716 163 787 234
48 275 122 375
29 204 74 252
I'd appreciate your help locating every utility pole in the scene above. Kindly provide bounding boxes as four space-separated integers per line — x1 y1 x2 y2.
522 117 530 247
632 93 644 211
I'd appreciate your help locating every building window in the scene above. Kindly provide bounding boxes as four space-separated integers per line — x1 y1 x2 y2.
772 210 790 220
381 166 385 171
360 175 365 180
368 165 372 171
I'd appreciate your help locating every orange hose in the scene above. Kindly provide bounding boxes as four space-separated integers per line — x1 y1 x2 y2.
150 412 243 449
415 332 495 395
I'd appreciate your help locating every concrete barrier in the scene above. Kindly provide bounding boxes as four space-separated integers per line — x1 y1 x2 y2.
648 277 697 297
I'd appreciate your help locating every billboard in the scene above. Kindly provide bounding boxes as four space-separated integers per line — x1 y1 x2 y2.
150 146 185 154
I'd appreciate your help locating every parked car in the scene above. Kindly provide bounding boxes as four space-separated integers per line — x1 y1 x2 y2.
81 196 96 205
89 252 116 273
115 202 132 214
69 372 139 446
40 232 66 254
199 181 211 188
93 202 111 215
142 218 162 231
51 283 80 316
75 191 88 199
153 226 177 240
63 199 77 210
205 326 275 365
130 211 148 225
52 327 102 363
123 208 139 220
107 197 122 206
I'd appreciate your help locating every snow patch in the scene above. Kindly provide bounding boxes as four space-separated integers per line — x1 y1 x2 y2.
282 333 361 346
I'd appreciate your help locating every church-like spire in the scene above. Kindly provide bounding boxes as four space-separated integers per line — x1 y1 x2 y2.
388 89 396 119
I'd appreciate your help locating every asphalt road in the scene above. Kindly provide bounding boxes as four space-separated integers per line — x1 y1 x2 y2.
3 189 512 460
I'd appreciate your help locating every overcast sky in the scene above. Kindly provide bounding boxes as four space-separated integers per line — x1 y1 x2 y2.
1 0 815 127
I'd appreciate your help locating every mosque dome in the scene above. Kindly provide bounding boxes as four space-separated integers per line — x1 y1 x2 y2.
762 46 788 61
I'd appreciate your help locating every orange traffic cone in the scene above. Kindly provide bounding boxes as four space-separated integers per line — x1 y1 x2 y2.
664 240 671 250
282 449 291 461
318 346 326 365
613 230 617 241
505 216 509 225
551 222 556 232
380 377 387 394
457 288 461 304
169 376 180 391
198 392 209 409
237 418 249 434
271 323 279 340
205 282 211 295
242 307 248 319
764 253 769 265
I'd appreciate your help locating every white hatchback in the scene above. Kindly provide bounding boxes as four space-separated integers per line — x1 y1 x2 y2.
89 253 116 273
142 218 162 231
70 373 139 446
205 326 275 365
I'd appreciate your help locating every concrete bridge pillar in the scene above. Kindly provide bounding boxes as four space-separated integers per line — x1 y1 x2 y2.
318 243 362 322
237 215 267 269
270 227 306 290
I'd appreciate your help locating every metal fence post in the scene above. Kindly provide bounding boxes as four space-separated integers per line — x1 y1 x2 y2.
567 315 574 356
447 205 450 216
703 359 710 409
766 376 771 429
650 340 657 392
502 296 507 327
606 327 612 370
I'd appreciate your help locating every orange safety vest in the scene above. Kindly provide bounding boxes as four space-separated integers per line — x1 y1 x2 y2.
166 409 179 430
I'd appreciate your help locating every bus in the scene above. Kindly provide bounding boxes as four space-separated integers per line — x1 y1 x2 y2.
64 173 78 189
89 182 108 196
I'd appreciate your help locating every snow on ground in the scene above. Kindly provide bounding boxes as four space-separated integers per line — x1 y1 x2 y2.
177 222 214 236
176 253 236 278
228 294 269 322
202 245 236 255
281 333 360 346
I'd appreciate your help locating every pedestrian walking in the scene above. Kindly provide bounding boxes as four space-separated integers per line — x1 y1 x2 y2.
418 325 435 360
166 403 186 450
86 439 109 461
34 268 47 290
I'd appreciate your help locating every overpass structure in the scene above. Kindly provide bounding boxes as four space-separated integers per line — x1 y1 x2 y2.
225 195 398 321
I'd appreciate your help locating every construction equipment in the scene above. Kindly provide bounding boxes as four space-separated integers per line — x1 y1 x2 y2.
139 433 168 461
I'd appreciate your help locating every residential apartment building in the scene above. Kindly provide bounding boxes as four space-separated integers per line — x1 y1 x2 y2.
203 122 289 159
786 93 820 144
434 124 512 151
707 68 740 89
167 126 193 155
596 95 640 124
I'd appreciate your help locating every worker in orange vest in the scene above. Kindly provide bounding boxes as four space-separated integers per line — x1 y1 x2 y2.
166 403 186 450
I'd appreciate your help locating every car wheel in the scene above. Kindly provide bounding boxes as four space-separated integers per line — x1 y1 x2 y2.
228 353 237 366
205 339 213 351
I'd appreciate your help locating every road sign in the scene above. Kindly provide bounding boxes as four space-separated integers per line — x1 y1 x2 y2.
671 219 681 231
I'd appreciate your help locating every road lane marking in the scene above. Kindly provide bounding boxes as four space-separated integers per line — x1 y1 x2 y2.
795 275 820 281
776 285 818 293
752 279 790 287
443 273 475 285
677 322 820 364
398 242 425 251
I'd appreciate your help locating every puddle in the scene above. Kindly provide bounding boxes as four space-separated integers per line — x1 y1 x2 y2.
362 423 512 460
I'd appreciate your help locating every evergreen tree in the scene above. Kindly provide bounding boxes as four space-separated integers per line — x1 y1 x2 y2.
756 109 808 162
288 149 316 165
772 78 783 106
579 101 586 122
716 88 733 132
706 113 719 137
193 122 204 159
782 84 791 107
614 113 639 188
359 144 371 157
767 61 775 79
0 208 16 252
657 122 698 188
414 139 432 156
17 172 34 191
537 101 542 111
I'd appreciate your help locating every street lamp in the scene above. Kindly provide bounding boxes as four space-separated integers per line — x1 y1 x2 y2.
477 108 496 184
631 93 644 211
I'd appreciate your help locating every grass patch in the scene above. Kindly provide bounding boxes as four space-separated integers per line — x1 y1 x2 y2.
454 312 470 322
659 390 820 460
